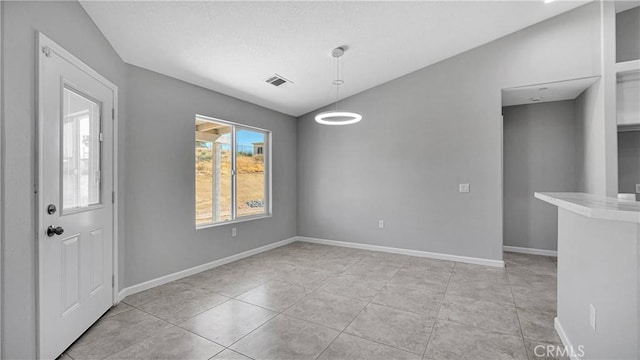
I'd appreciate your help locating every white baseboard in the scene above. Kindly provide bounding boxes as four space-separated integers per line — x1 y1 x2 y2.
503 245 557 257
117 235 506 302
297 236 505 268
555 317 582 360
117 236 297 301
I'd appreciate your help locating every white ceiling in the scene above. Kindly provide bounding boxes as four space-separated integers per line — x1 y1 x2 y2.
502 76 599 106
80 0 591 116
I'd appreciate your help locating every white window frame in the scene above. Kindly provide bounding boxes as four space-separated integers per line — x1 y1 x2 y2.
195 114 272 229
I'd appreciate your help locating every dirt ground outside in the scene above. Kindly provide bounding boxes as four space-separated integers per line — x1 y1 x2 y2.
196 146 265 225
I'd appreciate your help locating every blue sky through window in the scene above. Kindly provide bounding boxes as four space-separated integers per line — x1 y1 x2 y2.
197 128 264 154
237 130 264 147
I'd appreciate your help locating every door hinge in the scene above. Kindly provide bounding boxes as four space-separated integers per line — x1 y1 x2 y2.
112 108 115 120
112 191 115 204
112 275 115 288
99 133 104 142
42 46 52 58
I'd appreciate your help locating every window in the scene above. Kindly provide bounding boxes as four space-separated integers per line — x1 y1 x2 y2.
62 87 102 212
195 116 270 226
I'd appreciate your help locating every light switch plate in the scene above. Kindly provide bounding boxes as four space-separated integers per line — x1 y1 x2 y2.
590 304 596 331
635 184 640 194
459 184 470 193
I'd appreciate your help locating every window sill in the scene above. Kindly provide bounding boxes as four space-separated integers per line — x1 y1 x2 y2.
196 214 272 230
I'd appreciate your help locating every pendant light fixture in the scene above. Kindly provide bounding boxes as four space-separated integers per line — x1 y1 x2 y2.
315 47 362 125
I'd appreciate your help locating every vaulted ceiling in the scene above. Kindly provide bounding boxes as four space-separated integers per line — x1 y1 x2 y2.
80 1 590 116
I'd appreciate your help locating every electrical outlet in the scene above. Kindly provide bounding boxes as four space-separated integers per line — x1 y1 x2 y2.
378 220 384 229
231 228 237 237
590 304 596 331
459 184 470 193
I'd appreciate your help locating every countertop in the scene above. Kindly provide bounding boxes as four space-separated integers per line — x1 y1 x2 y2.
534 192 640 223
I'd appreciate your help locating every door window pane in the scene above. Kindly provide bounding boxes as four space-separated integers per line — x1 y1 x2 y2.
236 129 266 218
62 87 101 212
195 119 232 225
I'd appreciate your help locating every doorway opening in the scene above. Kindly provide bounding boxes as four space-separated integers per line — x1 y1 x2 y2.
500 77 598 258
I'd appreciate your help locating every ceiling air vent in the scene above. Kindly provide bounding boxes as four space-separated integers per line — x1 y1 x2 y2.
265 74 293 87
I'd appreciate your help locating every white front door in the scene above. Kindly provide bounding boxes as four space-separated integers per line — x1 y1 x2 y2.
38 33 116 360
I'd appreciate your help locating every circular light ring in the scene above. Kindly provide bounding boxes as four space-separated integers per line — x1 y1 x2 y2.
315 111 362 125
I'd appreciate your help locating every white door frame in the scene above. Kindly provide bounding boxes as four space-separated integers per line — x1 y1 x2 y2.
36 32 119 358
0 2 4 358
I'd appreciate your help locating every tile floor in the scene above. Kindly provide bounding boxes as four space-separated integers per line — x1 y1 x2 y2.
61 242 563 360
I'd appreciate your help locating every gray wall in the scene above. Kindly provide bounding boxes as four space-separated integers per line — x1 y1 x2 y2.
297 3 603 261
618 130 640 194
616 6 640 63
123 65 297 287
0 1 297 358
503 101 578 252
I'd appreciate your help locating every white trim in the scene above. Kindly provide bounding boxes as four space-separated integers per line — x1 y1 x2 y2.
112 83 119 305
0 2 4 357
615 59 640 75
555 317 582 360
196 214 272 230
297 236 505 268
117 236 297 301
503 245 557 257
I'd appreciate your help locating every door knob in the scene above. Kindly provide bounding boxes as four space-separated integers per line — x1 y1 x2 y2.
47 226 64 237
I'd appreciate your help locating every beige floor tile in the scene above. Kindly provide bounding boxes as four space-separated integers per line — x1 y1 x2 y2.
508 272 556 290
67 308 171 359
284 291 367 330
453 263 510 284
105 325 223 359
276 266 334 289
372 284 444 316
211 349 254 360
446 275 514 305
236 279 312 311
517 306 560 343
437 294 521 336
306 255 361 273
511 285 556 311
102 302 134 319
126 287 229 323
387 268 450 291
358 253 411 267
343 261 401 281
180 299 276 346
345 303 434 355
67 246 560 360
318 333 421 360
425 320 527 360
202 272 270 298
230 314 339 360
318 275 386 302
